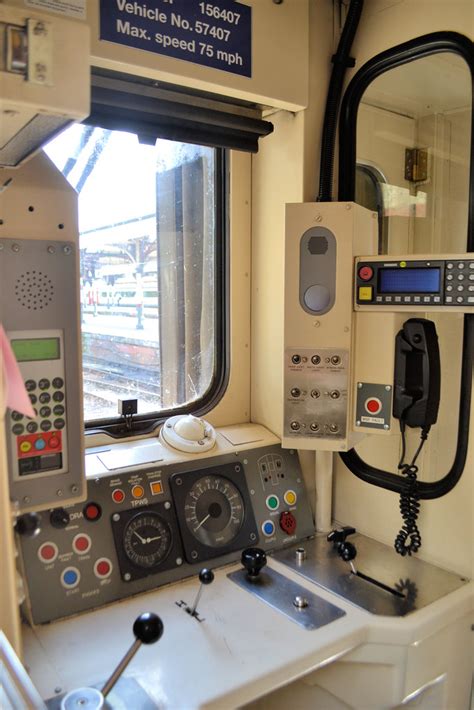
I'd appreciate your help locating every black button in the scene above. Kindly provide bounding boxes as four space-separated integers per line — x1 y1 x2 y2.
11 411 24 421
29 394 37 405
52 377 64 389
12 424 24 435
54 418 65 430
38 378 50 390
39 392 51 404
53 391 64 402
53 405 65 416
26 422 38 434
40 420 52 432
40 406 51 418
25 380 36 392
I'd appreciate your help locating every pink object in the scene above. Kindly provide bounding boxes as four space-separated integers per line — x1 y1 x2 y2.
0 324 36 419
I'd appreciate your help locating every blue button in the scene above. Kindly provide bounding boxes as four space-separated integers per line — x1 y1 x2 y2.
35 438 46 450
262 520 275 537
62 568 79 587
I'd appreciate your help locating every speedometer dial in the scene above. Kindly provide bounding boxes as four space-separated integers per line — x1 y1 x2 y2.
184 475 244 547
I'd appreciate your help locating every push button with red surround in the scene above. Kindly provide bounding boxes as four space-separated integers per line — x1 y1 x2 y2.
358 265 374 281
280 511 297 535
38 542 58 563
365 397 382 415
94 557 113 579
73 533 91 555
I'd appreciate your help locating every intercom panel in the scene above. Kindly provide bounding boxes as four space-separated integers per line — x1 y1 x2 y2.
0 238 85 511
283 202 377 451
355 254 474 311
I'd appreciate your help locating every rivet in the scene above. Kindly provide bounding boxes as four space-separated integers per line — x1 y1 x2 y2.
384 424 390 430
124 573 131 582
56 489 63 497
47 245 55 254
112 513 120 522
293 595 308 609
358 383 363 389
356 420 361 426
164 501 171 510
176 557 183 566
385 385 391 391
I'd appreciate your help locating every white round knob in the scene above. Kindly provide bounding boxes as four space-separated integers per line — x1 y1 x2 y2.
174 415 206 442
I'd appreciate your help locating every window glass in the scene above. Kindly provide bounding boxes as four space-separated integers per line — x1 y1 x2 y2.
45 125 217 422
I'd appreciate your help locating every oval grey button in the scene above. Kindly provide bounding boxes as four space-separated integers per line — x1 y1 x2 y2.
304 285 330 312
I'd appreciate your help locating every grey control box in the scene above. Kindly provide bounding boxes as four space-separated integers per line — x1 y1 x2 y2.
18 444 315 624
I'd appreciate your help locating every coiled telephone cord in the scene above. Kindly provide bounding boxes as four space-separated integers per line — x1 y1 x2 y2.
394 423 428 557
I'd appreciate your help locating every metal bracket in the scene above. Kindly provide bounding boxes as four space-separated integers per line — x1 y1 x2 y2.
228 566 345 630
405 148 429 182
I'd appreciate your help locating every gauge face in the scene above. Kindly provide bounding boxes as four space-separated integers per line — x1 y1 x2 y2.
184 475 244 547
122 512 172 568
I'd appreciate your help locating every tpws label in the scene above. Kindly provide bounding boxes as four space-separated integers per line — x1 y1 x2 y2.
100 0 252 77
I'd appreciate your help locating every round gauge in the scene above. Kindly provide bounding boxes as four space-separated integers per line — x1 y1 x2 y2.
184 475 245 547
122 512 172 569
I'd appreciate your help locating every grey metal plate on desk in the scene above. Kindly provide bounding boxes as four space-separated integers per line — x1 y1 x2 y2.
228 567 345 630
273 534 468 617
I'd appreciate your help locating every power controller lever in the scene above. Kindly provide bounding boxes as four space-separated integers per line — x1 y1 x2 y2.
60 612 163 709
189 568 215 617
327 527 357 572
241 548 267 580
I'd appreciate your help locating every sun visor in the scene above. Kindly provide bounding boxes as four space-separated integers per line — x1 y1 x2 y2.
0 6 90 168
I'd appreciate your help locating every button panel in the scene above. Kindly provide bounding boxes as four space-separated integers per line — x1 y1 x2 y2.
355 257 474 308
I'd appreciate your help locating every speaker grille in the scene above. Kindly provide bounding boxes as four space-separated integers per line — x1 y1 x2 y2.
15 271 54 310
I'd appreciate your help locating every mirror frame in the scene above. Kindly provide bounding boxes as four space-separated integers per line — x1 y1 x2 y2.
338 31 474 499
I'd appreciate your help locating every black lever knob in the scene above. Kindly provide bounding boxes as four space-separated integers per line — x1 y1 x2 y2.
133 612 164 644
241 548 267 579
339 541 357 562
327 526 356 545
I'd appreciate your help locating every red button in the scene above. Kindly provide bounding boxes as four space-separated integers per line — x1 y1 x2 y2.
359 265 374 281
38 542 58 562
94 558 112 579
279 511 297 535
73 534 91 554
48 436 60 449
112 489 125 504
83 502 101 522
366 398 382 414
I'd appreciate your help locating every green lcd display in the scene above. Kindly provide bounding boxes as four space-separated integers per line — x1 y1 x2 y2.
11 338 60 362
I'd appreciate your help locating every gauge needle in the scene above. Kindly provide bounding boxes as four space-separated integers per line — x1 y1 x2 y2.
194 513 210 532
146 536 162 543
133 530 147 544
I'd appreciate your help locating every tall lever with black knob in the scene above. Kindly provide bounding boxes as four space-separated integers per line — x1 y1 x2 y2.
327 526 358 573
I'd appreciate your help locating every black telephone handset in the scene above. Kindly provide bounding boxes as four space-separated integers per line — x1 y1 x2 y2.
393 318 441 430
392 318 441 556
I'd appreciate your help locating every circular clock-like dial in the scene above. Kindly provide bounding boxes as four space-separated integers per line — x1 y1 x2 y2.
123 512 172 568
185 475 245 547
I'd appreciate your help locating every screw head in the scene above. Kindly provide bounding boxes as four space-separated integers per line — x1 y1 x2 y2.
112 513 120 522
47 245 55 254
176 557 183 566
12 243 20 252
384 424 390 430
385 385 391 391
124 573 131 582
358 382 363 389
356 420 361 426
164 501 171 510
56 489 63 497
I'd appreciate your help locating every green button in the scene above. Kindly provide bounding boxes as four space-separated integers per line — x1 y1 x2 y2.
266 495 279 510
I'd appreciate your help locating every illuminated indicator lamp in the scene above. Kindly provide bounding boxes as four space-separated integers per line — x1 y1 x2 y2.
61 567 80 589
266 495 279 511
34 438 46 451
358 286 373 301
73 534 92 555
38 542 58 563
150 481 163 496
400 261 407 267
131 484 145 499
94 558 113 579
112 488 125 504
284 490 297 506
83 502 102 522
365 398 382 415
262 520 275 537
20 441 32 453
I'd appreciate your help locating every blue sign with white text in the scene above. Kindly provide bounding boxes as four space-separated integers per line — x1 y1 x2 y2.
100 0 252 77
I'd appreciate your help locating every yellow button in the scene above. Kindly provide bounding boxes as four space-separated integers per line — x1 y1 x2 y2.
20 441 32 453
358 286 373 301
131 484 144 499
284 490 297 506
150 481 163 496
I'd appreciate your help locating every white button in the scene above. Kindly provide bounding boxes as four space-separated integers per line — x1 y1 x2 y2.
395 296 401 302
469 274 474 281
446 274 453 281
446 285 453 292
404 296 411 302
423 296 430 302
434 296 440 302
468 296 474 303
386 296 392 302
457 296 464 303
469 263 474 269
457 285 464 292
458 274 465 281
458 262 465 269
304 285 330 312
446 296 453 302
376 296 382 302
446 263 454 269
469 285 474 292
414 296 420 302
